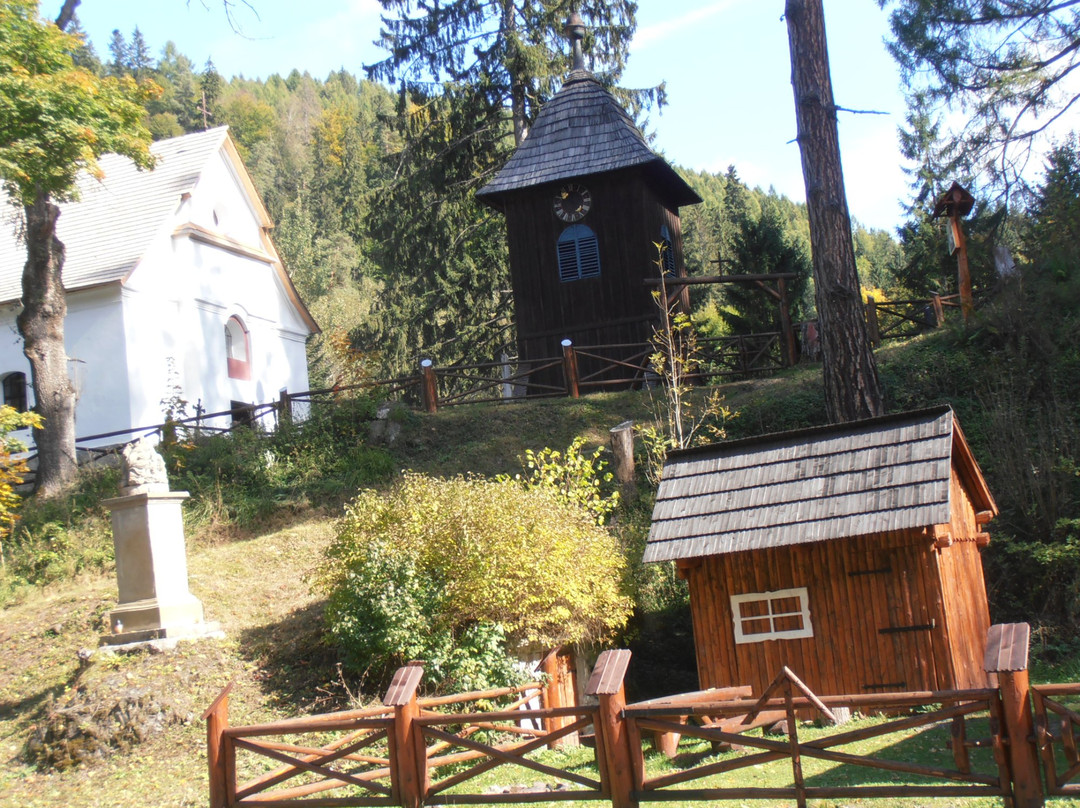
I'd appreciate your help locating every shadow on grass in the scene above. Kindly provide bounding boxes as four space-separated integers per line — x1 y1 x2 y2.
799 718 1002 791
651 715 1006 797
0 679 74 727
235 598 357 715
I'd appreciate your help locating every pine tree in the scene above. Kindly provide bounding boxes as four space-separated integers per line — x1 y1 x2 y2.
199 58 222 129
883 0 1080 198
719 199 812 336
1027 136 1080 280
357 84 512 377
129 27 152 79
106 28 128 75
366 0 658 146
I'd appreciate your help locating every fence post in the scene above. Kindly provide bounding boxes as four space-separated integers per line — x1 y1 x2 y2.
609 421 636 499
385 664 426 808
865 296 881 346
202 682 234 808
561 339 580 399
278 389 292 425
540 647 579 747
777 276 797 366
540 648 564 741
420 359 438 414
586 649 637 808
931 293 945 327
985 623 1044 808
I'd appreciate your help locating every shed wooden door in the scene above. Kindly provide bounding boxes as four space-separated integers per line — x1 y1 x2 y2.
872 543 945 692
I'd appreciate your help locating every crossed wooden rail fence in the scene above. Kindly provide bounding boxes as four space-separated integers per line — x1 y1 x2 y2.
205 623 1080 808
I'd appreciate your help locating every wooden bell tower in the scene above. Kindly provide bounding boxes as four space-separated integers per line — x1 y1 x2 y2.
476 13 701 386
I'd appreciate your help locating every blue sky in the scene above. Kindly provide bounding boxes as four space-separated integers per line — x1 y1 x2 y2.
46 0 911 232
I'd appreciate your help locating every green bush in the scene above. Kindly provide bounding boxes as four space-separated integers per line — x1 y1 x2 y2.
1 465 120 602
162 396 394 534
314 472 632 693
504 437 619 525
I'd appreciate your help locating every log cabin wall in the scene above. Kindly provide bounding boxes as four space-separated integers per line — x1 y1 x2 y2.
685 528 962 698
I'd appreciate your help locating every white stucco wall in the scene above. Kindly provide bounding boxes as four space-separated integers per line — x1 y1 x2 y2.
0 284 134 447
122 145 313 432
0 143 315 450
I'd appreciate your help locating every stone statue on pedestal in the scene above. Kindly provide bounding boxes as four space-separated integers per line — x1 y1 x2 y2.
120 437 170 495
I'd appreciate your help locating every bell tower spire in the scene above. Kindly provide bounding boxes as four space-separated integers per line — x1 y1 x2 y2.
565 10 586 72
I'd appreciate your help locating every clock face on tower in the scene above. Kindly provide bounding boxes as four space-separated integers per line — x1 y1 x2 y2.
553 183 592 222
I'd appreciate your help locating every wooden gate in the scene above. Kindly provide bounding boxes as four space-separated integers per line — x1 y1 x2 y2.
1033 683 1080 796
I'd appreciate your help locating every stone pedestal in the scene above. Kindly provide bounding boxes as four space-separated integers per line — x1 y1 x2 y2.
102 491 215 645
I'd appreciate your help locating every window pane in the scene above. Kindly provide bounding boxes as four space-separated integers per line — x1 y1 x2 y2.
740 599 770 618
740 618 773 636
771 596 801 614
773 614 805 633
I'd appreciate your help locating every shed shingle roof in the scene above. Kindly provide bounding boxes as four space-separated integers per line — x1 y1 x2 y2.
644 406 997 563
476 70 700 207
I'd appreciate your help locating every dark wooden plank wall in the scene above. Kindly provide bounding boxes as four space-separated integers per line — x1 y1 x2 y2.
501 168 685 366
686 529 963 699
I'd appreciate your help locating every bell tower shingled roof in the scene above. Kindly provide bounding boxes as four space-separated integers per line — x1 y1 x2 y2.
475 15 700 208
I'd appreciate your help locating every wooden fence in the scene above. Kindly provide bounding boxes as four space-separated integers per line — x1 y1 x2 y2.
205 622 1074 807
60 332 783 457
49 294 954 460
865 293 961 345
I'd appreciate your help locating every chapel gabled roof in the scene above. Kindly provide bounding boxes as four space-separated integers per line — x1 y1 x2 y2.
644 405 998 563
475 70 701 208
0 128 318 332
0 127 229 304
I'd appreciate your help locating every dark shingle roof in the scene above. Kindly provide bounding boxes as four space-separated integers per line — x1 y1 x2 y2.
644 406 996 563
476 70 700 207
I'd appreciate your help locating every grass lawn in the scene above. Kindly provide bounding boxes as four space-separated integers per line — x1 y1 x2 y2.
3 373 1080 807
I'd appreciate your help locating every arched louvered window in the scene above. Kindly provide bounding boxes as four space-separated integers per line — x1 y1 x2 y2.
659 225 676 276
225 316 251 380
1 372 28 413
556 224 601 282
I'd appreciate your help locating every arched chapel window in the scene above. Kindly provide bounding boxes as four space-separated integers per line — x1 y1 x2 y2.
1 372 27 413
225 316 251 380
556 224 601 282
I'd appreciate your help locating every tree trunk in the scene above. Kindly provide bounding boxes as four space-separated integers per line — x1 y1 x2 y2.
18 191 78 496
500 1 529 147
785 0 884 423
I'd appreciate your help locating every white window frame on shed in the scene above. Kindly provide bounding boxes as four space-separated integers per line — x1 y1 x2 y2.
730 587 813 644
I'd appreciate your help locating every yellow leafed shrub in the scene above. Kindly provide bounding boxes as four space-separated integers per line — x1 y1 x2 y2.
313 472 631 691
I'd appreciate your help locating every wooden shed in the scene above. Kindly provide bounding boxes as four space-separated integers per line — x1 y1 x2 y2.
644 406 998 697
475 18 700 386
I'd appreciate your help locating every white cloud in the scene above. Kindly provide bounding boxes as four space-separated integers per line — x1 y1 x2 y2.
633 0 744 51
